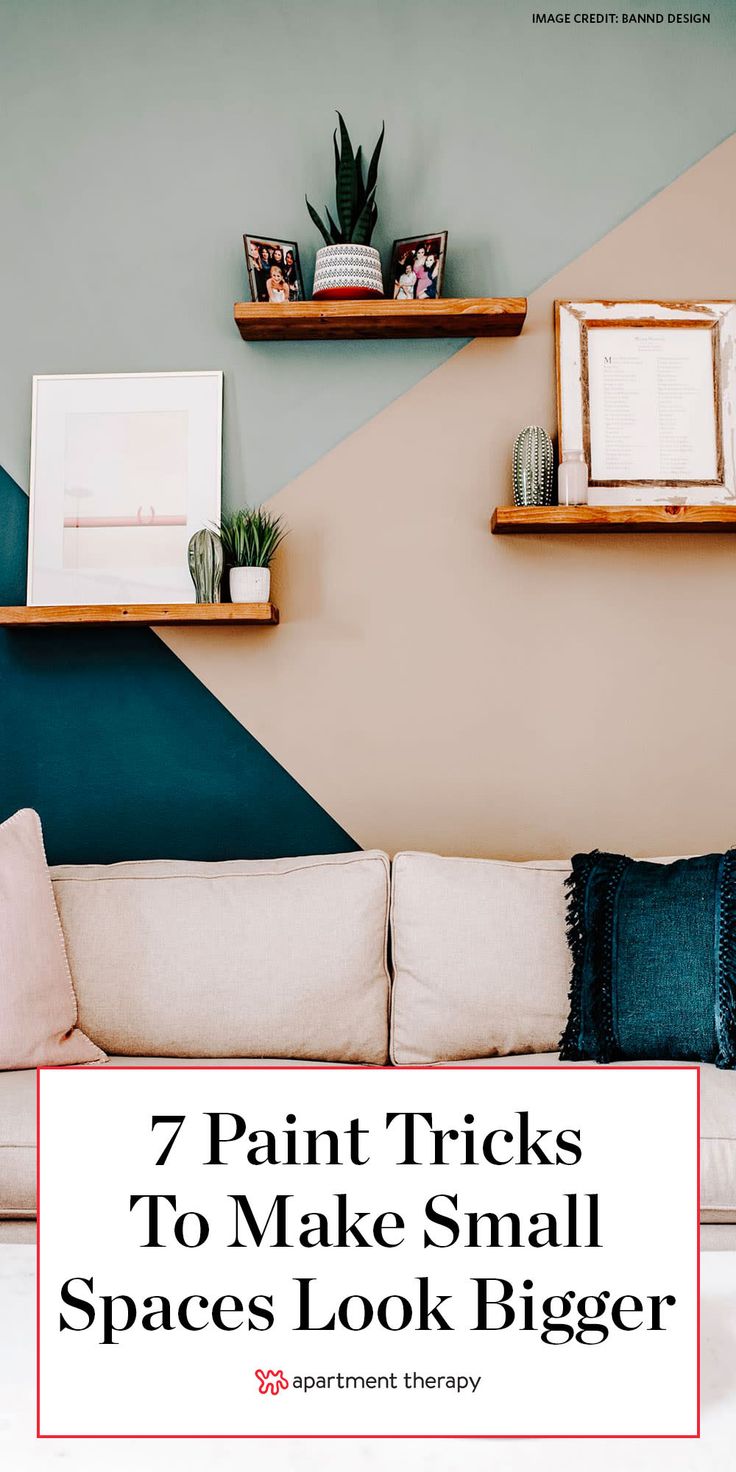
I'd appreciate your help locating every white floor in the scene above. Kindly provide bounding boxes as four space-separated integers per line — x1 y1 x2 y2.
2 1247 735 1470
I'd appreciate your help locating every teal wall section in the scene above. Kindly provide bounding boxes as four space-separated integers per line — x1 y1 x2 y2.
0 466 357 862
1 1 736 504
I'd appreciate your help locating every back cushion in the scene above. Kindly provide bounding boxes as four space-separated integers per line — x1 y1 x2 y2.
390 851 571 1064
51 851 390 1063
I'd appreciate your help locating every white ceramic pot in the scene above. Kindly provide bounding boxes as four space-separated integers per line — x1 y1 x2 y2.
230 566 271 603
312 244 383 301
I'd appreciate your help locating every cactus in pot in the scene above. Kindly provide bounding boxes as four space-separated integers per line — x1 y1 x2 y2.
306 112 385 300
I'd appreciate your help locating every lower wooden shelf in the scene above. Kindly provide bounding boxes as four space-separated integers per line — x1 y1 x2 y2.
0 603 279 627
491 505 736 535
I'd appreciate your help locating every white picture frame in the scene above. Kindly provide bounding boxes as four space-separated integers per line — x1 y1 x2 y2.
28 371 223 606
555 301 736 505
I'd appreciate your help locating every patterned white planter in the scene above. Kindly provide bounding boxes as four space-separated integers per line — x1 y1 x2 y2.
230 566 270 603
312 244 383 301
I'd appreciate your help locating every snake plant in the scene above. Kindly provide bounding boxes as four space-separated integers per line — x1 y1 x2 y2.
306 112 385 247
218 507 287 568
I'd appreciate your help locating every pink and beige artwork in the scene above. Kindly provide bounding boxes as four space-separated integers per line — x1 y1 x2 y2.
62 409 189 572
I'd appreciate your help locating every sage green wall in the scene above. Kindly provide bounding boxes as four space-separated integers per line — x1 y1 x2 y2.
2 0 736 505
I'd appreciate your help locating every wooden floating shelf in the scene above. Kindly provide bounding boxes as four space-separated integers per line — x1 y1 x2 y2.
491 506 736 535
0 603 279 627
234 297 527 341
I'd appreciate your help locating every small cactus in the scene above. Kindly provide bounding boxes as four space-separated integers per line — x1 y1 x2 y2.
188 528 223 604
512 426 554 507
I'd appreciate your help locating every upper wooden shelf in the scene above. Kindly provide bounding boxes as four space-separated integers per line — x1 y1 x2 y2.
0 603 279 627
491 506 736 535
234 297 527 341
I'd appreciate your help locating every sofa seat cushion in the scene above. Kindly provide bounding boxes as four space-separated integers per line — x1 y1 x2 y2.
2 1054 735 1224
51 851 390 1063
0 1057 350 1218
0 1067 35 1217
440 1054 735 1222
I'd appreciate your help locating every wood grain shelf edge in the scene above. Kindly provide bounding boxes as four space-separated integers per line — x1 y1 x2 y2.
234 297 527 340
490 506 736 534
0 603 280 626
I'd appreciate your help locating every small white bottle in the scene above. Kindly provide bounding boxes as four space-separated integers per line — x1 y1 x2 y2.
558 450 589 506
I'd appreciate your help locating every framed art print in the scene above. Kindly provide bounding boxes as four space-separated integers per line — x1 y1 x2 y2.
555 300 736 505
27 371 222 605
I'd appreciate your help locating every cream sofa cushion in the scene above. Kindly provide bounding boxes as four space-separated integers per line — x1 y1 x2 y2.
0 1066 35 1216
51 852 390 1063
3 1055 734 1223
0 1057 349 1219
390 851 571 1065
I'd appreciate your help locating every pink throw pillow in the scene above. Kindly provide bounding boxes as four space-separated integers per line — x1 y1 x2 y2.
0 809 105 1069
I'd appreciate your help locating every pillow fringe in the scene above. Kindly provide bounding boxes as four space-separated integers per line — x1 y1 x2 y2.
716 848 736 1069
559 853 597 1061
589 854 629 1064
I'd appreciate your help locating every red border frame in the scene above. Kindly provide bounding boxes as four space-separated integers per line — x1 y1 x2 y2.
36 1063 700 1440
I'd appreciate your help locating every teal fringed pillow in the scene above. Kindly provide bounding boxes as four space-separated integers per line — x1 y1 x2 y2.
559 850 736 1068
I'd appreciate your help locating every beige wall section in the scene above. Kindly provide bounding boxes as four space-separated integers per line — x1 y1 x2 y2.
161 135 736 860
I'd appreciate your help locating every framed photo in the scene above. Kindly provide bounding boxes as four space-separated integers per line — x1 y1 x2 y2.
556 300 736 505
390 233 447 301
244 235 304 303
28 371 222 606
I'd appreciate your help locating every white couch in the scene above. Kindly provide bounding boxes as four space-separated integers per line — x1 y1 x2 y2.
2 848 735 1246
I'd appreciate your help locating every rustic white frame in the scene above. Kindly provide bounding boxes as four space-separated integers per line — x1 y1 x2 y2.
555 300 736 505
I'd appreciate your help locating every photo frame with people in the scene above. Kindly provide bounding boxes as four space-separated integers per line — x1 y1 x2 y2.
390 233 448 301
244 235 305 303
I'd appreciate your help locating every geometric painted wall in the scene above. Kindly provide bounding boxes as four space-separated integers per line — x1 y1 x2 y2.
0 466 356 862
3 3 736 864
